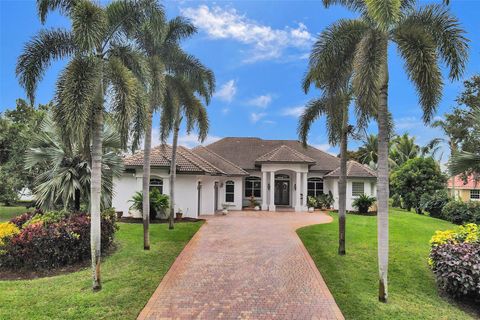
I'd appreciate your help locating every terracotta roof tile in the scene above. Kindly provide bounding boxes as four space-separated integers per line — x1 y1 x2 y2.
324 161 377 178
255 145 316 164
192 146 248 176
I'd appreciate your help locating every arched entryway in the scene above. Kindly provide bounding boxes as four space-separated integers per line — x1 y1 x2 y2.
274 174 290 206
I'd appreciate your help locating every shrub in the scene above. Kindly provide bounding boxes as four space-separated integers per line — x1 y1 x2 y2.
420 190 450 218
0 222 20 246
316 192 334 209
23 210 69 228
441 200 480 225
430 223 479 247
429 242 480 299
0 210 117 270
9 211 37 228
307 196 317 208
129 189 170 220
352 194 376 214
391 194 402 208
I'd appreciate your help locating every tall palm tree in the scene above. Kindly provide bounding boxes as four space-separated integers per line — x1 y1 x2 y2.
160 75 210 229
122 5 214 249
298 93 351 255
25 115 124 211
358 134 379 167
321 0 468 301
16 0 145 290
389 133 420 169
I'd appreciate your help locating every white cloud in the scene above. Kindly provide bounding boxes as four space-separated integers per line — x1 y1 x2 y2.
312 143 332 152
250 112 267 123
214 79 237 102
178 134 222 148
181 5 314 62
247 94 272 108
281 106 305 117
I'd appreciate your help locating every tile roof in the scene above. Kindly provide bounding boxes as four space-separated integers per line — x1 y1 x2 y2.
447 174 480 190
324 161 377 178
192 146 248 176
205 137 340 171
123 145 222 174
255 145 316 164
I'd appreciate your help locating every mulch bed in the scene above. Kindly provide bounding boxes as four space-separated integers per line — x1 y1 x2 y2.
118 217 204 224
0 243 118 281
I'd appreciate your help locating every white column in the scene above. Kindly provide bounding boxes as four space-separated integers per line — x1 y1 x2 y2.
261 171 268 210
295 172 302 212
302 172 308 211
268 171 276 211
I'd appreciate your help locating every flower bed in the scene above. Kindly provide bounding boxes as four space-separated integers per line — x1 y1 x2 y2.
429 224 480 300
0 209 117 270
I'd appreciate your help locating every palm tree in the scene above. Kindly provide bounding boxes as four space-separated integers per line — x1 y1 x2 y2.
321 0 468 301
25 116 124 211
389 133 420 169
160 75 210 229
16 0 145 290
358 134 378 167
122 5 214 249
298 93 351 255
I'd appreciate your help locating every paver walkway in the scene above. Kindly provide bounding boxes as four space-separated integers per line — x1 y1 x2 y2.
138 211 344 320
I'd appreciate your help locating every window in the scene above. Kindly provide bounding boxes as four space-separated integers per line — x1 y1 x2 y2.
225 180 235 203
245 177 261 197
307 178 324 197
352 182 364 197
471 190 480 200
149 178 163 194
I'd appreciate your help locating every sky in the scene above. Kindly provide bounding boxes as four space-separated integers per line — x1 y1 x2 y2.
1 0 479 157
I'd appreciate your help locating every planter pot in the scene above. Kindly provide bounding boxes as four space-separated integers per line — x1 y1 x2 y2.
222 209 228 215
254 206 260 211
308 207 315 213
175 212 183 220
116 211 123 219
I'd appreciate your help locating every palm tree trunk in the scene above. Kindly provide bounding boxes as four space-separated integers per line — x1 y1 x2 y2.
377 60 390 303
168 112 180 230
74 188 81 211
450 141 456 200
90 79 104 292
142 108 153 250
338 105 348 255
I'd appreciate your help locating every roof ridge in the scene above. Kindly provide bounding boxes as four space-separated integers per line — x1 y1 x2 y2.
199 146 249 175
178 146 225 175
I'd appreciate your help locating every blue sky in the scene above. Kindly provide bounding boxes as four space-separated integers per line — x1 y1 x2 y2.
1 0 479 156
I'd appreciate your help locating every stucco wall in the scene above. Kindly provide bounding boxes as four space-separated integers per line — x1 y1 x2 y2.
325 178 377 211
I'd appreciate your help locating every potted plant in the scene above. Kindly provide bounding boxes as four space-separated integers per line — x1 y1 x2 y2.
352 194 376 214
129 189 170 220
176 208 183 220
307 196 317 212
221 204 229 215
250 195 260 210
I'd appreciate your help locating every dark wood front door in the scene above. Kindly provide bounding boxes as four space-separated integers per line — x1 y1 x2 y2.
274 180 290 205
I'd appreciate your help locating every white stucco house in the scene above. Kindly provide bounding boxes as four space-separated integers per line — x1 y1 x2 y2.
112 137 377 218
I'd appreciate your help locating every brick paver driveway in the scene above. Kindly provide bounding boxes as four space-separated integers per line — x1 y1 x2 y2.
138 211 344 320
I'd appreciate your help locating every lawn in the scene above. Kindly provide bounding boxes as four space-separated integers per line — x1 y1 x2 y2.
0 204 31 221
297 209 475 320
0 221 203 320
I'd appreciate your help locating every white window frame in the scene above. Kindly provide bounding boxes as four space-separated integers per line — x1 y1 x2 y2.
307 177 324 198
225 180 235 203
352 181 364 197
149 178 163 194
245 177 261 198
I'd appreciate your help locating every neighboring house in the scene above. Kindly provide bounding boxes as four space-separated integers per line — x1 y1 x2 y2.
447 174 480 201
112 137 377 218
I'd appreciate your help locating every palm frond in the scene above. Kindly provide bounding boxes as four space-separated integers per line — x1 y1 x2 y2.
394 24 443 123
16 28 75 104
37 0 76 23
322 0 366 12
71 0 107 52
165 16 197 43
449 152 480 176
364 0 402 30
108 43 149 85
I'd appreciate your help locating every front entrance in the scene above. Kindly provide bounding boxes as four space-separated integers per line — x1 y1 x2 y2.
274 174 290 206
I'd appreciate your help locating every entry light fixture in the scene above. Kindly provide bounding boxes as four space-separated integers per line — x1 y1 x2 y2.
294 184 297 191
267 183 270 190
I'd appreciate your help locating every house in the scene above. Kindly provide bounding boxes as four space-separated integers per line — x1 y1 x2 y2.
447 174 480 201
112 137 377 218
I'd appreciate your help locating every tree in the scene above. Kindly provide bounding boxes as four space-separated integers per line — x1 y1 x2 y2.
391 157 447 213
16 0 146 291
25 115 124 211
389 133 420 169
124 5 214 249
321 0 468 301
357 134 378 167
160 76 210 229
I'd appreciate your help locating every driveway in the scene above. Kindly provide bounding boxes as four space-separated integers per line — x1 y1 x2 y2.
138 211 344 320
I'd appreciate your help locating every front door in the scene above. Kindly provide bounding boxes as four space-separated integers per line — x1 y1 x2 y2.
274 179 290 205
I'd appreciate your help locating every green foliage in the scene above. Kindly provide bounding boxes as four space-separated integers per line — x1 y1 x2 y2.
419 189 451 218
430 223 479 247
307 196 317 208
352 194 376 214
441 200 480 225
391 193 402 208
316 192 335 209
390 157 447 213
129 189 170 220
23 210 69 227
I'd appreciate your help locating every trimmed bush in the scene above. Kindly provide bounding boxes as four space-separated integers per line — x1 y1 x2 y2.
441 200 480 225
420 190 450 218
0 210 117 270
429 242 480 299
352 194 376 214
0 222 20 246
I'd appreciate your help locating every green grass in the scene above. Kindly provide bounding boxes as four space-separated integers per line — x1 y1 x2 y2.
297 209 474 320
0 204 31 222
0 222 203 319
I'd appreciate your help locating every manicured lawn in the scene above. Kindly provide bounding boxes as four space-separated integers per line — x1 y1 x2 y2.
0 204 31 221
0 221 203 319
297 209 474 320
